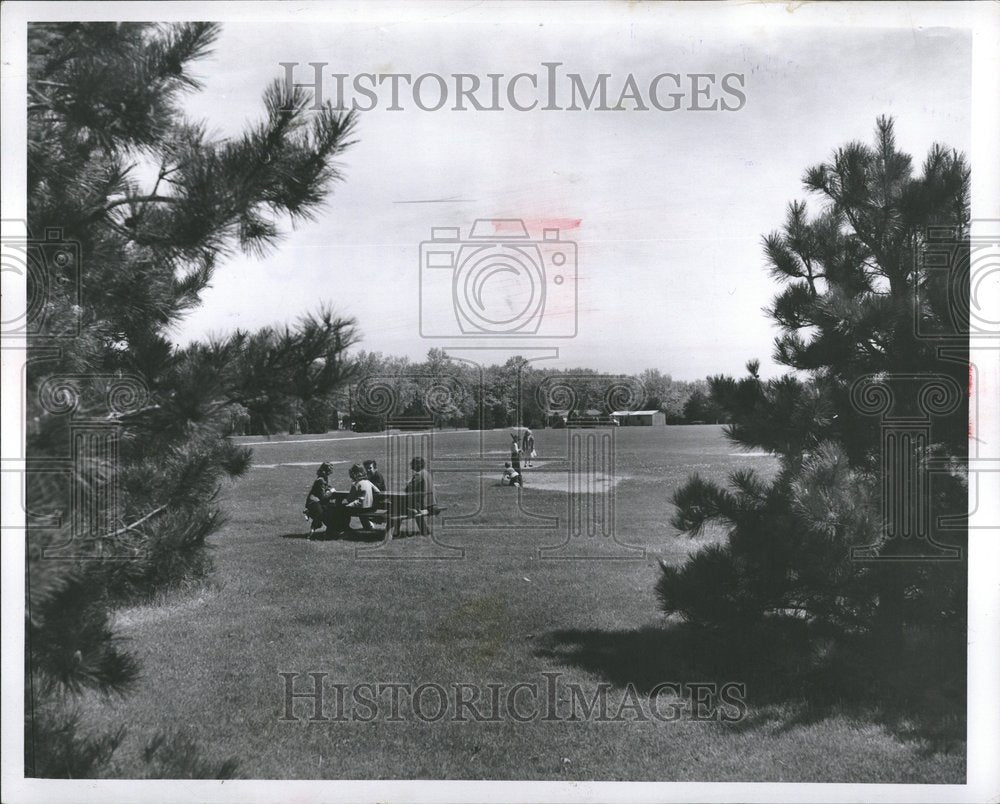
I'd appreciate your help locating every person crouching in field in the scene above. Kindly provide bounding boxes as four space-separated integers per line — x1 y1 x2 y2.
403 456 434 536
335 463 379 533
305 462 336 537
501 461 523 487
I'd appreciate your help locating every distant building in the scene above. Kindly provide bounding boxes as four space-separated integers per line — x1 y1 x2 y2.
611 410 666 426
549 409 619 428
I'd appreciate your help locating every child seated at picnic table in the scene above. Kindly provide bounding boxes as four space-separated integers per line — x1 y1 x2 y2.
402 456 434 535
501 461 523 487
304 462 336 537
335 463 380 532
363 458 386 492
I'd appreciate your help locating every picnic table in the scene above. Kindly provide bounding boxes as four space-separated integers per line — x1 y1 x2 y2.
325 490 444 539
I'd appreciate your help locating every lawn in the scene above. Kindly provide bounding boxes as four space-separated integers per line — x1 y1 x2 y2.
81 425 965 782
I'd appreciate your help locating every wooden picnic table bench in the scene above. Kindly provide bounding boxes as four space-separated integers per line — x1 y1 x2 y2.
326 490 445 539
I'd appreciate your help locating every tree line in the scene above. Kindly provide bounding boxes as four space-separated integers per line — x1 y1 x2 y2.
235 349 728 435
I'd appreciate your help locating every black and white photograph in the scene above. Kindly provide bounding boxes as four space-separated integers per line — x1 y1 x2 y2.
1 2 998 802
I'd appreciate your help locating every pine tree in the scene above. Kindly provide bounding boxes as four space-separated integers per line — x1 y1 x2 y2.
25 22 357 776
658 118 969 658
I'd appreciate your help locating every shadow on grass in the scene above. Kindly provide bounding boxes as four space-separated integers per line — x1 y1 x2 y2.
277 529 424 543
535 619 965 754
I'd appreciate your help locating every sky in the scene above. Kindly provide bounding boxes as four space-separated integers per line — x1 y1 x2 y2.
171 10 972 380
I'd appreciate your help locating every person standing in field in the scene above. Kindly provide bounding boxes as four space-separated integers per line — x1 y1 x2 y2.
510 432 522 473
523 429 535 467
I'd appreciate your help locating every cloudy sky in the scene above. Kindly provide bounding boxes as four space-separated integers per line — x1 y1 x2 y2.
171 7 971 379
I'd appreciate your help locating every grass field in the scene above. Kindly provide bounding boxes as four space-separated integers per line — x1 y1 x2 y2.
81 425 965 782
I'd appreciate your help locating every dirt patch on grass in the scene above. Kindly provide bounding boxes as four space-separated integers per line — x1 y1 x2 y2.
513 472 626 493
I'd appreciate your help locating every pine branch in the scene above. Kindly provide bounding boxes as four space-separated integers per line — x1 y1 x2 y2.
112 504 168 537
102 194 184 213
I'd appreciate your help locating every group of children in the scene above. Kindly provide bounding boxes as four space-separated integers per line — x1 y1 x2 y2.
304 459 385 537
501 429 536 488
304 457 434 538
304 432 533 537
